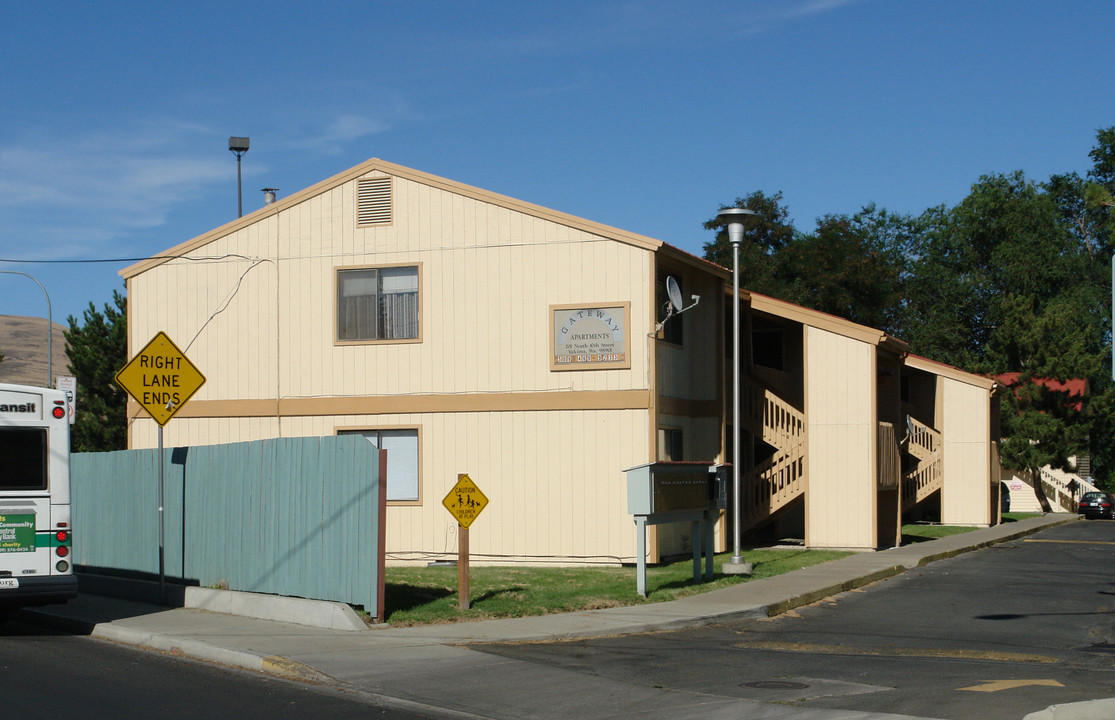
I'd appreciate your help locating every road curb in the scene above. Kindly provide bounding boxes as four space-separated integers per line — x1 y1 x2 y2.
19 604 320 683
914 514 1082 568
763 564 908 618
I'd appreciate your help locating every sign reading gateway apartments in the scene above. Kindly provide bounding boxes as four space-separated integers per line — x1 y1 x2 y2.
551 303 630 371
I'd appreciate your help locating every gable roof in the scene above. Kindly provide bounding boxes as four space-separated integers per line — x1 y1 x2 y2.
121 158 722 281
746 290 909 352
905 353 997 391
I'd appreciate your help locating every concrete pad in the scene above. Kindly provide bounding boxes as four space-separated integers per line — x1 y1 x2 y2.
184 586 367 632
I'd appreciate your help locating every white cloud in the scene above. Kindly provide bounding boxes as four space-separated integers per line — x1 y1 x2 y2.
0 121 229 258
281 110 401 156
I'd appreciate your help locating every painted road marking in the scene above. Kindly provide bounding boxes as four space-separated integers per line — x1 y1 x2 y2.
1024 539 1115 545
734 641 1058 664
959 679 1064 693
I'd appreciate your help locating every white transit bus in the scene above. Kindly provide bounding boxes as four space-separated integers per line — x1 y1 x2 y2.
0 383 77 618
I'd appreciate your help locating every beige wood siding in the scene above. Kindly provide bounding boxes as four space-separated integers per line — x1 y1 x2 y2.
654 271 722 404
132 409 650 563
122 164 674 564
804 327 876 550
941 378 992 526
125 170 654 413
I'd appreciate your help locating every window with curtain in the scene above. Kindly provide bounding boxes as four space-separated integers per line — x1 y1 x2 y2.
337 266 419 341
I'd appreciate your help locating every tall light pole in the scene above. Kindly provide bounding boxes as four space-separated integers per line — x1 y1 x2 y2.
0 270 53 386
717 207 757 575
229 137 250 218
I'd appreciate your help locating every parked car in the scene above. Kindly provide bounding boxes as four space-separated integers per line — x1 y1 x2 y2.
1077 492 1115 520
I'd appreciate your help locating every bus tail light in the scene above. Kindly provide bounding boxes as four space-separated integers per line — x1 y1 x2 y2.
56 545 69 558
56 560 70 573
56 531 68 543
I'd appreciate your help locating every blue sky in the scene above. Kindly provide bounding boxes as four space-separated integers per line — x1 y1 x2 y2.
1 0 1113 326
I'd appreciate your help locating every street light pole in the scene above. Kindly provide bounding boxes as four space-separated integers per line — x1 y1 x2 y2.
0 270 53 386
717 207 757 575
229 137 250 218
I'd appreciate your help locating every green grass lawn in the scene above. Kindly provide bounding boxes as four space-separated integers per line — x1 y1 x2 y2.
899 522 978 543
380 546 850 626
1001 512 1043 522
375 518 1020 625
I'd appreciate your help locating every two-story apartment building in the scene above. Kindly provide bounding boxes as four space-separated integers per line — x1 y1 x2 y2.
120 158 1001 564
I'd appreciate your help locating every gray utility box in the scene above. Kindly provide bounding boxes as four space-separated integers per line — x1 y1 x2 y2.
626 461 726 516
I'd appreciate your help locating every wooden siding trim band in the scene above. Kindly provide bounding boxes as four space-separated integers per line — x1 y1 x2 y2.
127 399 281 419
129 390 653 419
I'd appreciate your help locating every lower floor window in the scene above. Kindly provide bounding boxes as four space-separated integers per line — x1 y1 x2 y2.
339 428 419 502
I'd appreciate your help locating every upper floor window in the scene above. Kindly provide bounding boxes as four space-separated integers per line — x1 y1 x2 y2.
337 265 420 342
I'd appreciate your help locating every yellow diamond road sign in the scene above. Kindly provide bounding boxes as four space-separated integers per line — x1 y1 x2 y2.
115 331 206 427
442 474 489 528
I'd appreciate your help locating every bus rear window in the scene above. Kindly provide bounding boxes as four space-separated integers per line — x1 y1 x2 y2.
0 428 48 491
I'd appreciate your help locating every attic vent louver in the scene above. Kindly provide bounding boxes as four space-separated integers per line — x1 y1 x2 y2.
357 177 392 225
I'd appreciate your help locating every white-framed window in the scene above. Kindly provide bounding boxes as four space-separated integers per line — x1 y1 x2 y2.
336 265 420 342
338 428 420 503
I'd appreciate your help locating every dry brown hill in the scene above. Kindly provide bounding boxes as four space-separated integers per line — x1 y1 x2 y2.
0 315 71 387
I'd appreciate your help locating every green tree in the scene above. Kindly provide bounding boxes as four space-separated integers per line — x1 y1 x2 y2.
703 196 910 332
702 190 797 298
900 171 1086 368
989 294 1096 490
65 290 128 452
777 206 910 333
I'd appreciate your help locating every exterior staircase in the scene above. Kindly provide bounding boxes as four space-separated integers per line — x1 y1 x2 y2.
901 416 942 511
1008 465 1099 513
739 376 806 529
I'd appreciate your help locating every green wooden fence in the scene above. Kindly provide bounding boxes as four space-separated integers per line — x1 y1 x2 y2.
71 435 384 613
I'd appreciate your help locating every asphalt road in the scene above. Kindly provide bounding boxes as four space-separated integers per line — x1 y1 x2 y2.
0 617 434 720
471 520 1115 720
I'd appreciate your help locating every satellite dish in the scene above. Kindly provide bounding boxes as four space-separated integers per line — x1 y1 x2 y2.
666 276 684 314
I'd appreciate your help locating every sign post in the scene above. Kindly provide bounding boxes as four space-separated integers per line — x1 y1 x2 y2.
115 331 206 604
441 474 488 610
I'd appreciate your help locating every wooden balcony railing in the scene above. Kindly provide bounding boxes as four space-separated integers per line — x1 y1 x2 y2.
878 422 901 489
739 376 806 528
901 415 942 510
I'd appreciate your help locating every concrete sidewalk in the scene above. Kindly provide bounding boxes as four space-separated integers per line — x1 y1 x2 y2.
21 513 1111 720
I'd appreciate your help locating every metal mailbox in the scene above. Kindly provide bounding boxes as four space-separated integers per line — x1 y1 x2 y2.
624 461 728 597
626 462 721 515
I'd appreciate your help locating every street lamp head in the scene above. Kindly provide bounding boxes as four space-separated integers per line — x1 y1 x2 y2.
716 207 758 247
229 136 250 154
